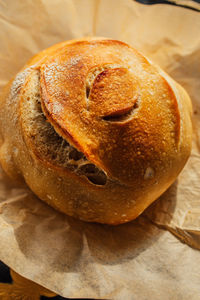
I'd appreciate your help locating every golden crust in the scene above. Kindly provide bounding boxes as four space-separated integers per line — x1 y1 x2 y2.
0 38 192 224
40 39 181 182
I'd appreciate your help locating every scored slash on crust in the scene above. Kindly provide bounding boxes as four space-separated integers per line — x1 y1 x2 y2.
20 68 107 186
85 65 140 122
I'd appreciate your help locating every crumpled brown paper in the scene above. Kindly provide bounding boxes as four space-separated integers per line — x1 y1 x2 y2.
0 0 200 299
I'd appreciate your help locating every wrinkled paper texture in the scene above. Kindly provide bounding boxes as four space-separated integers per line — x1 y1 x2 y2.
0 0 200 299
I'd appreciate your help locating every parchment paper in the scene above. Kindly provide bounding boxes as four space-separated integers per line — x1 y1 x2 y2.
0 0 200 299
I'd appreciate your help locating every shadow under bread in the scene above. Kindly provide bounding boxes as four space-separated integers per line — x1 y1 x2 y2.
0 169 178 274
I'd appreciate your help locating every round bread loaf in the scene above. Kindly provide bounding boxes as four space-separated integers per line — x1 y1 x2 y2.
0 37 192 224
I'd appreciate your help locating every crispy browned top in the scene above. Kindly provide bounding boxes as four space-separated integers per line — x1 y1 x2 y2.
35 38 180 184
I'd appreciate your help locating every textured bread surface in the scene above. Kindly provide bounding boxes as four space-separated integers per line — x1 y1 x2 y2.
0 37 192 224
